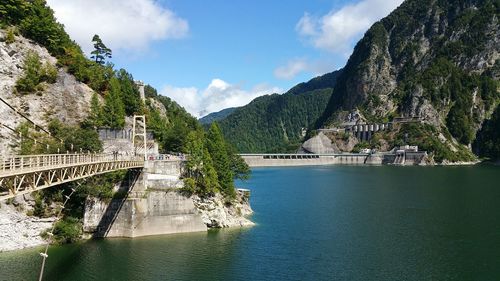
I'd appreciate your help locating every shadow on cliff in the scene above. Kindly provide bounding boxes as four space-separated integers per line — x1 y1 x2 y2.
92 169 141 238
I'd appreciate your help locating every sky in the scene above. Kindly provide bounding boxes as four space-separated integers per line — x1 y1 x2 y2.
46 0 404 118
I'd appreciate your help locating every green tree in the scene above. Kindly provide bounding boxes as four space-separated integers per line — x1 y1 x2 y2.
102 77 125 128
84 92 103 128
206 122 235 197
90 34 112 65
226 144 250 180
0 0 28 26
15 51 57 94
116 69 143 115
183 131 220 195
474 105 500 160
15 51 42 93
47 120 103 153
52 216 82 244
19 0 72 56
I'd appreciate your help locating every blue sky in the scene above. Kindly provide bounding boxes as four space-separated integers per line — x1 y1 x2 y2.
47 0 403 117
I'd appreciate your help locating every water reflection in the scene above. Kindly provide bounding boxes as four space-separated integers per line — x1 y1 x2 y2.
1 166 500 281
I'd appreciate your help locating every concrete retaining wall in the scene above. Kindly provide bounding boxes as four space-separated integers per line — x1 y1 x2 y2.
83 160 207 238
84 191 206 238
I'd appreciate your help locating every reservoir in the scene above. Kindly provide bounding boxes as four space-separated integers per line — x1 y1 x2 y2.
1 165 500 280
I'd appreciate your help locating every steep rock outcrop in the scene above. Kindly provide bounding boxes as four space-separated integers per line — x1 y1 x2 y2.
316 0 499 161
0 29 96 251
0 30 96 156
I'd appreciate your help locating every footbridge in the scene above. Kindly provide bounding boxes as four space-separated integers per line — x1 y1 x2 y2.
0 153 144 201
0 110 151 201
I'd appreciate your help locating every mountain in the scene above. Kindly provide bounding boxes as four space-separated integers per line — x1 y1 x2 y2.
199 107 238 125
217 70 341 153
0 0 252 249
314 0 499 162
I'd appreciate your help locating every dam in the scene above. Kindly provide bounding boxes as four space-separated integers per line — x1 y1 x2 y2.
240 153 369 167
240 148 427 167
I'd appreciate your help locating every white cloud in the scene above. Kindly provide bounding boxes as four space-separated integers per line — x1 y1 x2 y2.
46 0 188 54
296 0 403 54
160 79 283 118
274 58 339 80
274 58 309 80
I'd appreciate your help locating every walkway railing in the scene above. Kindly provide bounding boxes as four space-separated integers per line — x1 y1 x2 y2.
0 154 141 174
0 153 144 201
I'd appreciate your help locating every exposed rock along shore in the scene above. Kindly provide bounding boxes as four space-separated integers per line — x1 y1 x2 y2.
0 188 254 252
0 30 254 253
0 199 56 252
193 189 254 228
438 160 482 166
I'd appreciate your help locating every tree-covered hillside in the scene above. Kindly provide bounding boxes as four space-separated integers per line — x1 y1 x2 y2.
315 0 499 162
199 107 238 125
1 0 250 242
218 70 341 153
474 105 500 160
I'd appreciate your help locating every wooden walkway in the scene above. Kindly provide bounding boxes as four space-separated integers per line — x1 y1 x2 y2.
0 154 144 201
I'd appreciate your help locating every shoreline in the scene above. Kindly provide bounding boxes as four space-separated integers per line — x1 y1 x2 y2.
1 189 254 253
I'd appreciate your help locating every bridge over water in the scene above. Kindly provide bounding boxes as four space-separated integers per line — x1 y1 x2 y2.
0 153 144 201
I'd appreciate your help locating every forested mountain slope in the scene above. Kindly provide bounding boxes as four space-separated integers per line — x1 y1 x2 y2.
314 0 499 162
199 107 238 125
0 0 250 246
217 70 341 152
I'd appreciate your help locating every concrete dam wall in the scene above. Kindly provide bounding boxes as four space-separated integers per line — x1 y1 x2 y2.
83 160 207 238
241 152 428 167
241 154 369 167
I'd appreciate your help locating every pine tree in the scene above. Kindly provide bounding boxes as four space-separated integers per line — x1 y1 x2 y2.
102 77 125 128
87 92 103 128
200 148 220 194
90 34 112 65
206 122 235 197
116 69 143 115
226 143 250 180
184 131 219 195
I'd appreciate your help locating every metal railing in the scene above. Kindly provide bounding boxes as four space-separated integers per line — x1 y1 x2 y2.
147 154 187 161
0 153 144 175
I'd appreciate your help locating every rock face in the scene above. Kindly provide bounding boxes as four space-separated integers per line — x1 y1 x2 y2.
0 30 96 156
0 200 56 252
315 0 499 161
0 29 97 251
300 132 338 154
192 189 254 228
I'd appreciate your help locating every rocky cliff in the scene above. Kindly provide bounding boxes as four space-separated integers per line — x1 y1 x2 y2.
314 0 499 162
0 29 96 156
0 28 98 251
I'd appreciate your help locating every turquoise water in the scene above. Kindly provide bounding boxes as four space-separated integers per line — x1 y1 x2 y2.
1 165 500 280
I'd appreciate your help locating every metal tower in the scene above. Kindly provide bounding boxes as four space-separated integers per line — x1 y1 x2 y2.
132 115 147 160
